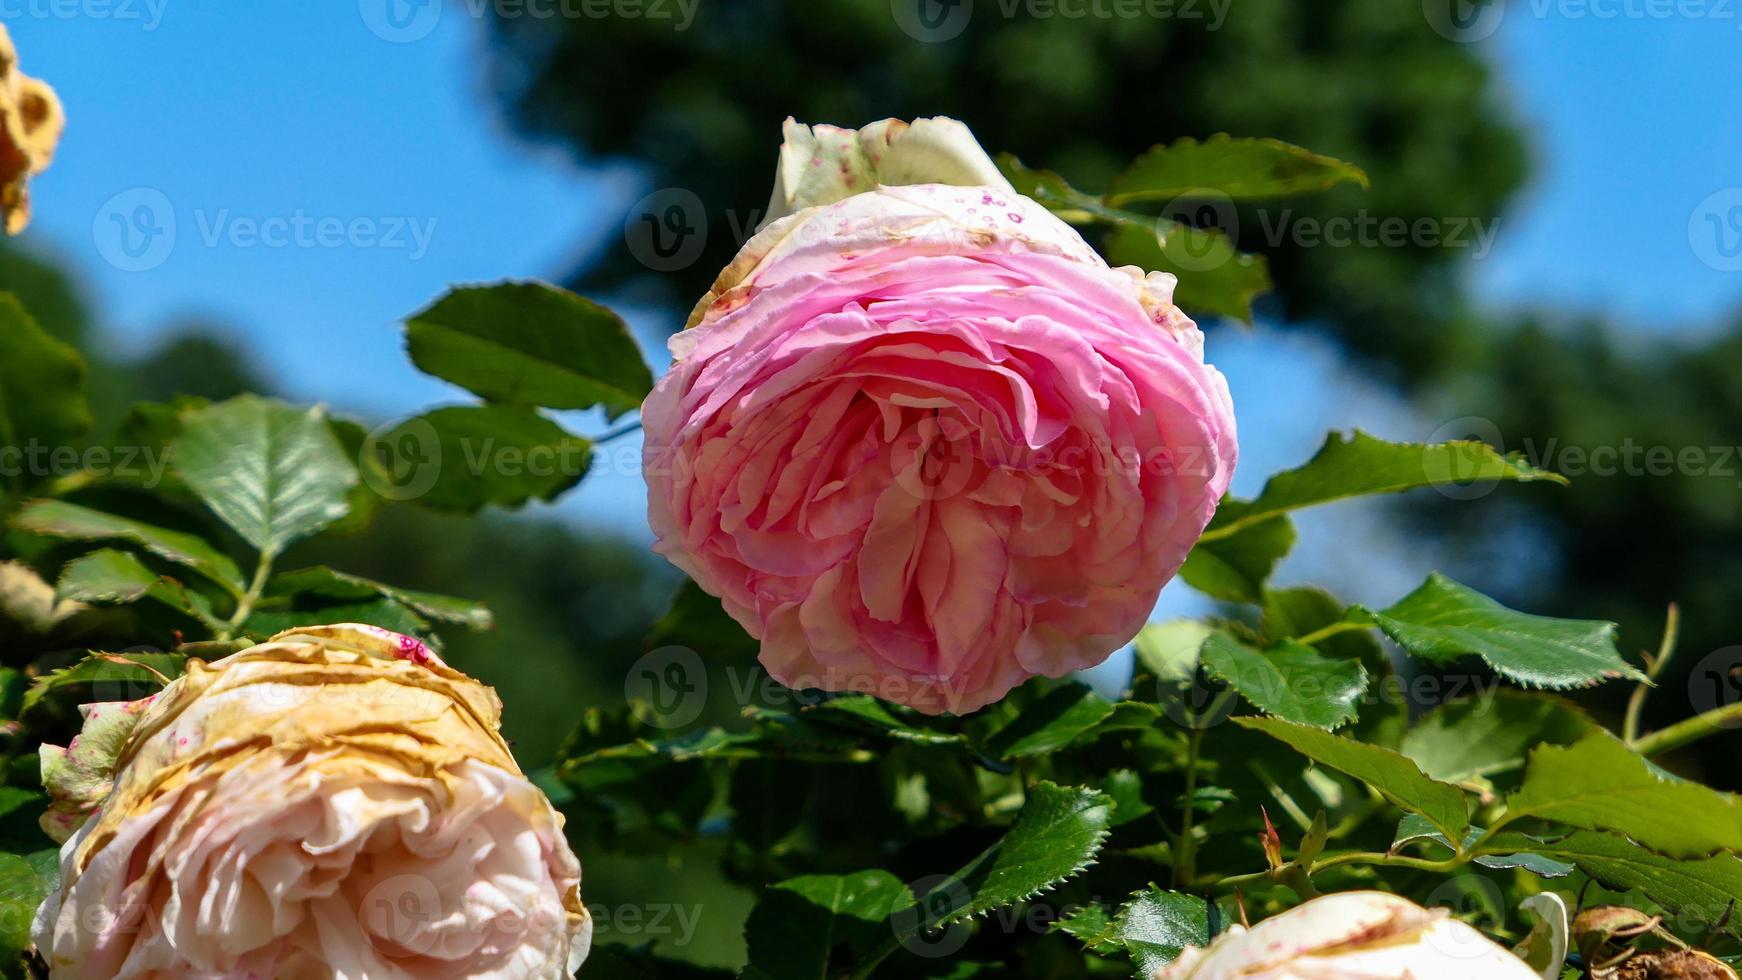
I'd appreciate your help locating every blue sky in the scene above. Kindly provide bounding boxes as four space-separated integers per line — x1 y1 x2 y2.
5 3 1742 617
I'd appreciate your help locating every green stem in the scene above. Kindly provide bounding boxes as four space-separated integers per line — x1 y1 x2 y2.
1307 850 1469 875
1631 701 1742 758
1293 622 1372 647
1173 727 1205 888
216 551 274 642
1623 603 1680 743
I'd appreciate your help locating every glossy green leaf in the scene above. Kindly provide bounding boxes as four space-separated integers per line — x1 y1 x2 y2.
1200 633 1366 730
403 281 652 418
900 782 1113 933
1179 514 1294 603
1109 887 1214 976
375 405 592 513
1107 135 1368 204
1235 716 1469 841
267 566 492 630
172 395 356 556
1503 730 1742 858
12 499 245 593
985 683 1118 758
1361 573 1643 688
1199 431 1565 544
742 870 912 980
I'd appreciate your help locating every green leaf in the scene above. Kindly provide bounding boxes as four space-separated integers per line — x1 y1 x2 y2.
1399 690 1593 784
902 782 1113 930
1108 887 1214 976
1503 730 1742 858
403 281 652 418
1199 431 1565 543
1200 633 1366 730
1102 221 1271 324
267 566 492 630
644 578 759 659
798 696 965 747
1360 573 1643 688
742 870 912 980
172 395 356 557
1133 620 1214 685
242 598 431 642
1178 514 1295 603
1486 831 1742 938
1100 770 1154 828
378 405 592 512
1054 903 1119 952
1234 716 1469 842
1391 815 1575 878
0 293 91 497
22 651 188 714
1106 135 1369 204
55 548 217 623
12 499 245 594
55 548 162 604
0 848 58 964
984 683 1118 758
999 154 1272 323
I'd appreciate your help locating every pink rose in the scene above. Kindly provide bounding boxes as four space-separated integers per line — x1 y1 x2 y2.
643 117 1236 714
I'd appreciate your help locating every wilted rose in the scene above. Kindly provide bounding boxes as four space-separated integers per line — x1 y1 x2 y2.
0 24 64 234
642 116 1237 714
1156 891 1545 979
32 624 589 979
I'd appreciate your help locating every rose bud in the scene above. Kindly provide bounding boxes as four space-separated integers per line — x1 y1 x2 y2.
1156 891 1545 979
643 115 1237 714
0 24 65 234
32 624 590 979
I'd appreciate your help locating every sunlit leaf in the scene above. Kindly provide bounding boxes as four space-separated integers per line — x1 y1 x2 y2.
403 281 652 418
172 395 356 557
1360 574 1642 688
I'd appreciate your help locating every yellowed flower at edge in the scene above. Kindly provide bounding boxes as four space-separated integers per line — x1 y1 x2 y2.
34 624 590 979
0 24 65 235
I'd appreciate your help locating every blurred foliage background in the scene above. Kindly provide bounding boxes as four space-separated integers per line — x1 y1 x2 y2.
4 0 1741 968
